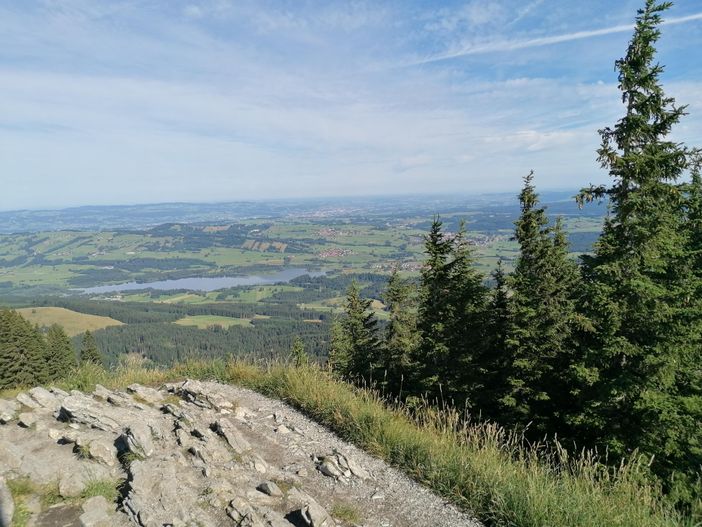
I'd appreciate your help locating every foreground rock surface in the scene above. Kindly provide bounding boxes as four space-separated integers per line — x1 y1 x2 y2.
0 380 480 527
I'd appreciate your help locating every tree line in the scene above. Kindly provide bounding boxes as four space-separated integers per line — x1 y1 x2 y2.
330 1 701 511
0 309 102 390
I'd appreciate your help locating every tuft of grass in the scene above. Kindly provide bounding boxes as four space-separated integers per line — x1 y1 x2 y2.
118 451 145 467
39 481 62 507
331 502 362 524
5 359 696 527
6 477 63 525
80 478 121 502
75 443 92 460
6 477 34 499
162 394 182 406
11 503 31 527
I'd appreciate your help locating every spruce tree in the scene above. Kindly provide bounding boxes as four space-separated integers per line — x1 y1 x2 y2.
575 0 702 486
688 169 702 274
382 268 420 395
289 336 308 367
0 309 47 389
501 173 581 435
445 222 489 403
328 316 351 375
339 282 383 383
415 218 456 396
474 260 511 419
45 324 76 381
80 330 103 366
328 284 383 382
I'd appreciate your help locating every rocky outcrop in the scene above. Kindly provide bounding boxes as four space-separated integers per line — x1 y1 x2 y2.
0 380 479 527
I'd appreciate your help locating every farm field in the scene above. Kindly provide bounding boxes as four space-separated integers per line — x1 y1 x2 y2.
0 194 604 368
0 203 603 295
16 307 123 336
174 315 258 329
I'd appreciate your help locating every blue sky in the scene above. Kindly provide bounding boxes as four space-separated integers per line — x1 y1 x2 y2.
1 0 701 210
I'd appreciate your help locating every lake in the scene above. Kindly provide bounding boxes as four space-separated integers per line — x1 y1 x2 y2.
79 268 326 294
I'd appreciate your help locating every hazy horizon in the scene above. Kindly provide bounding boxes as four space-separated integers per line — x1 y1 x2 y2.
0 187 590 214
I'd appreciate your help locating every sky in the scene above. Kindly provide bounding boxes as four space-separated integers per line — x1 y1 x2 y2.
1 0 702 210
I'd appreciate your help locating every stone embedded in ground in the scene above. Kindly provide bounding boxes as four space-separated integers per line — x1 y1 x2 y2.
59 395 122 432
18 412 38 428
299 500 336 527
28 387 61 410
127 384 164 405
88 439 119 467
317 458 343 479
16 392 41 410
177 379 234 411
336 453 370 480
59 471 87 497
226 496 264 527
0 476 14 527
212 418 251 454
79 495 112 527
256 480 283 497
0 399 18 424
251 454 268 474
123 422 155 458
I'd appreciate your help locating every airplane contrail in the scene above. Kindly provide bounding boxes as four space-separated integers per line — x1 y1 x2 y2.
411 11 702 65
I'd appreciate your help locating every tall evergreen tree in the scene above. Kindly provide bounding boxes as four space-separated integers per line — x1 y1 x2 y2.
415 218 488 402
381 268 420 395
473 259 511 419
688 169 702 275
0 309 47 389
416 218 455 392
575 0 702 486
45 324 76 381
445 222 489 403
335 282 383 382
415 218 459 397
80 330 103 366
289 336 308 367
501 173 581 435
328 316 351 374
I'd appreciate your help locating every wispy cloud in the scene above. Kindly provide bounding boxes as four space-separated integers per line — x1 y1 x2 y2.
0 1 701 208
411 11 702 65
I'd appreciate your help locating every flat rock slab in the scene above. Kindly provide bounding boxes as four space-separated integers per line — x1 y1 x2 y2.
34 504 82 527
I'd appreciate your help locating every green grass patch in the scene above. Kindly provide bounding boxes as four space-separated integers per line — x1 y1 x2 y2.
331 502 362 524
15 307 123 336
80 478 121 502
173 315 254 329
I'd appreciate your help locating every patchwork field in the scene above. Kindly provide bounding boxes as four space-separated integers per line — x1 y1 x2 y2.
16 307 123 336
